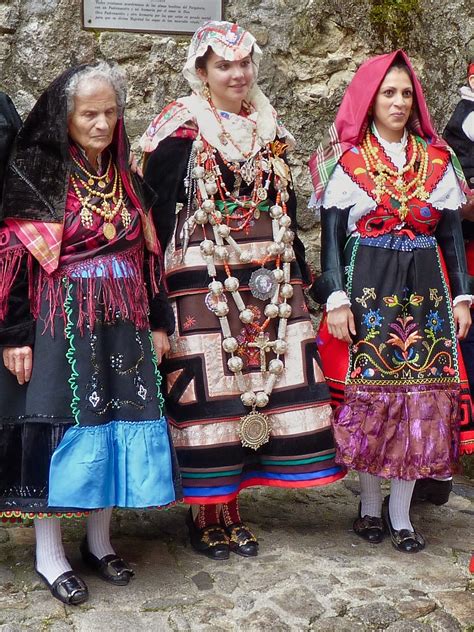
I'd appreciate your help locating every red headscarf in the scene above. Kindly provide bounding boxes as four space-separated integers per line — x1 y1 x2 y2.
468 61 474 81
308 50 453 203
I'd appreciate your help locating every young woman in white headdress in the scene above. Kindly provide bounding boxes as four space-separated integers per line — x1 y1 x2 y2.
141 20 345 560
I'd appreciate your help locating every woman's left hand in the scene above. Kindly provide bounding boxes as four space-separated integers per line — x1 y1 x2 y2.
453 301 472 340
129 151 143 177
151 329 170 364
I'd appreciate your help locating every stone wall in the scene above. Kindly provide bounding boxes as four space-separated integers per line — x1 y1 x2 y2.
0 0 473 266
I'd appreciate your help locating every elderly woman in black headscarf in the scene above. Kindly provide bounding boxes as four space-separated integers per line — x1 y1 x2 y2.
0 62 181 605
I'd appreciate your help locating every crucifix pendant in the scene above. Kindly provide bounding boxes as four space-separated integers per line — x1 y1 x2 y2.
247 331 274 372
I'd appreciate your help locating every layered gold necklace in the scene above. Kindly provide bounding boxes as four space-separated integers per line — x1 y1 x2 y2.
71 156 131 240
360 129 430 220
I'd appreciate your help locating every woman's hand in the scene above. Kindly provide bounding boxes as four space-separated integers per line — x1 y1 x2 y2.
151 329 170 364
2 346 33 384
327 305 356 343
453 302 472 340
129 151 143 178
460 194 474 221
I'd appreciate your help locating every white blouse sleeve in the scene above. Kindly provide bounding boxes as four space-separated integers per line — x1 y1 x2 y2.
429 161 466 210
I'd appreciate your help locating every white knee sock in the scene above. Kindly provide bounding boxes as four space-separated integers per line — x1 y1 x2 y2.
359 472 383 518
86 509 115 559
389 479 416 531
34 518 72 584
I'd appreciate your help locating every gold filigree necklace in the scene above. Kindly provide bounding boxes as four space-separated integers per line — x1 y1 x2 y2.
72 164 131 241
360 129 430 220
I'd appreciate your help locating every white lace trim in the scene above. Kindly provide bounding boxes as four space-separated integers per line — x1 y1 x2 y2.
453 294 473 307
326 290 351 310
321 148 465 234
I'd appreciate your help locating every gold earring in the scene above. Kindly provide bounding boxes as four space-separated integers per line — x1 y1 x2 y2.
202 83 211 101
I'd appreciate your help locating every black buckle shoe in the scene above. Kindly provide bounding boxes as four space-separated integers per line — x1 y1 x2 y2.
186 509 229 560
80 537 135 585
225 523 259 557
382 500 425 553
353 503 385 544
412 478 452 506
35 566 89 606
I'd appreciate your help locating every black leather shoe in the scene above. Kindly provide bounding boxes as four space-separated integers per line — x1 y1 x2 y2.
353 503 385 544
412 478 452 506
80 538 135 585
226 523 259 557
35 566 89 606
186 509 229 560
382 501 425 553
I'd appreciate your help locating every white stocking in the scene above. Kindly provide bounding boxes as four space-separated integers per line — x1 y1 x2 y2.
34 517 72 584
359 472 383 518
389 479 416 531
86 508 115 559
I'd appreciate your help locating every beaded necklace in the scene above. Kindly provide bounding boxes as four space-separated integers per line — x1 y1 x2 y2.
360 129 429 220
207 97 258 160
185 130 295 450
71 161 130 241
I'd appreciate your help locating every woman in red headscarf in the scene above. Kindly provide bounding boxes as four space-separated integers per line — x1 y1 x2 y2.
309 50 472 553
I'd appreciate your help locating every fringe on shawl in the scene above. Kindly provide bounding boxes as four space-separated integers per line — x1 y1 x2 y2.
33 244 158 335
0 245 27 322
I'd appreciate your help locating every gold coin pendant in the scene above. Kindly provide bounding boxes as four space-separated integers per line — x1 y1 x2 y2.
98 180 107 189
102 222 116 240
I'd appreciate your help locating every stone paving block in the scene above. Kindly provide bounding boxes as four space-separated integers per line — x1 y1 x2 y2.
237 607 292 631
272 586 325 621
310 617 365 631
385 621 433 632
69 610 171 632
395 597 437 619
432 590 474 627
423 609 462 632
349 602 401 627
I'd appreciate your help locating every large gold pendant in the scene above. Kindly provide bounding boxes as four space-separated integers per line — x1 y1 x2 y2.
102 222 116 240
238 409 270 450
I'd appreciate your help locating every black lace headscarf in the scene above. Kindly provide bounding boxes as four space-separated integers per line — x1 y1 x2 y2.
1 64 132 223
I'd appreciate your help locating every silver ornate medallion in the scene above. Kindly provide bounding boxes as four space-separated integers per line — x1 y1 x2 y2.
249 268 277 301
240 159 257 185
205 291 228 314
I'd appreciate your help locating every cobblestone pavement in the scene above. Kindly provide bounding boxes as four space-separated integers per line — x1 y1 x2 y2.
0 473 472 632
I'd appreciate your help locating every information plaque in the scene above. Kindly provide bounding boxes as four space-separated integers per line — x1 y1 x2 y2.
82 1 223 35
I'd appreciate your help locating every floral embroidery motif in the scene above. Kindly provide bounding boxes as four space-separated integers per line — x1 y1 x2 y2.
362 308 384 332
425 310 444 334
350 288 456 383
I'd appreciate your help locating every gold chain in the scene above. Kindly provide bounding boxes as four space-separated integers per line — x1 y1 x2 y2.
360 130 430 220
72 165 131 240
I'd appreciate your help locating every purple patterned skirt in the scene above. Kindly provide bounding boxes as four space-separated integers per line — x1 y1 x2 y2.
333 236 461 480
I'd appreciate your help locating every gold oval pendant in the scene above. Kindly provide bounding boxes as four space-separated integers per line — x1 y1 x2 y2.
98 180 107 189
102 222 116 240
238 410 270 450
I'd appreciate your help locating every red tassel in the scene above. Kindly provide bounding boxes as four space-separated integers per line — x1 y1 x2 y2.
0 245 25 322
